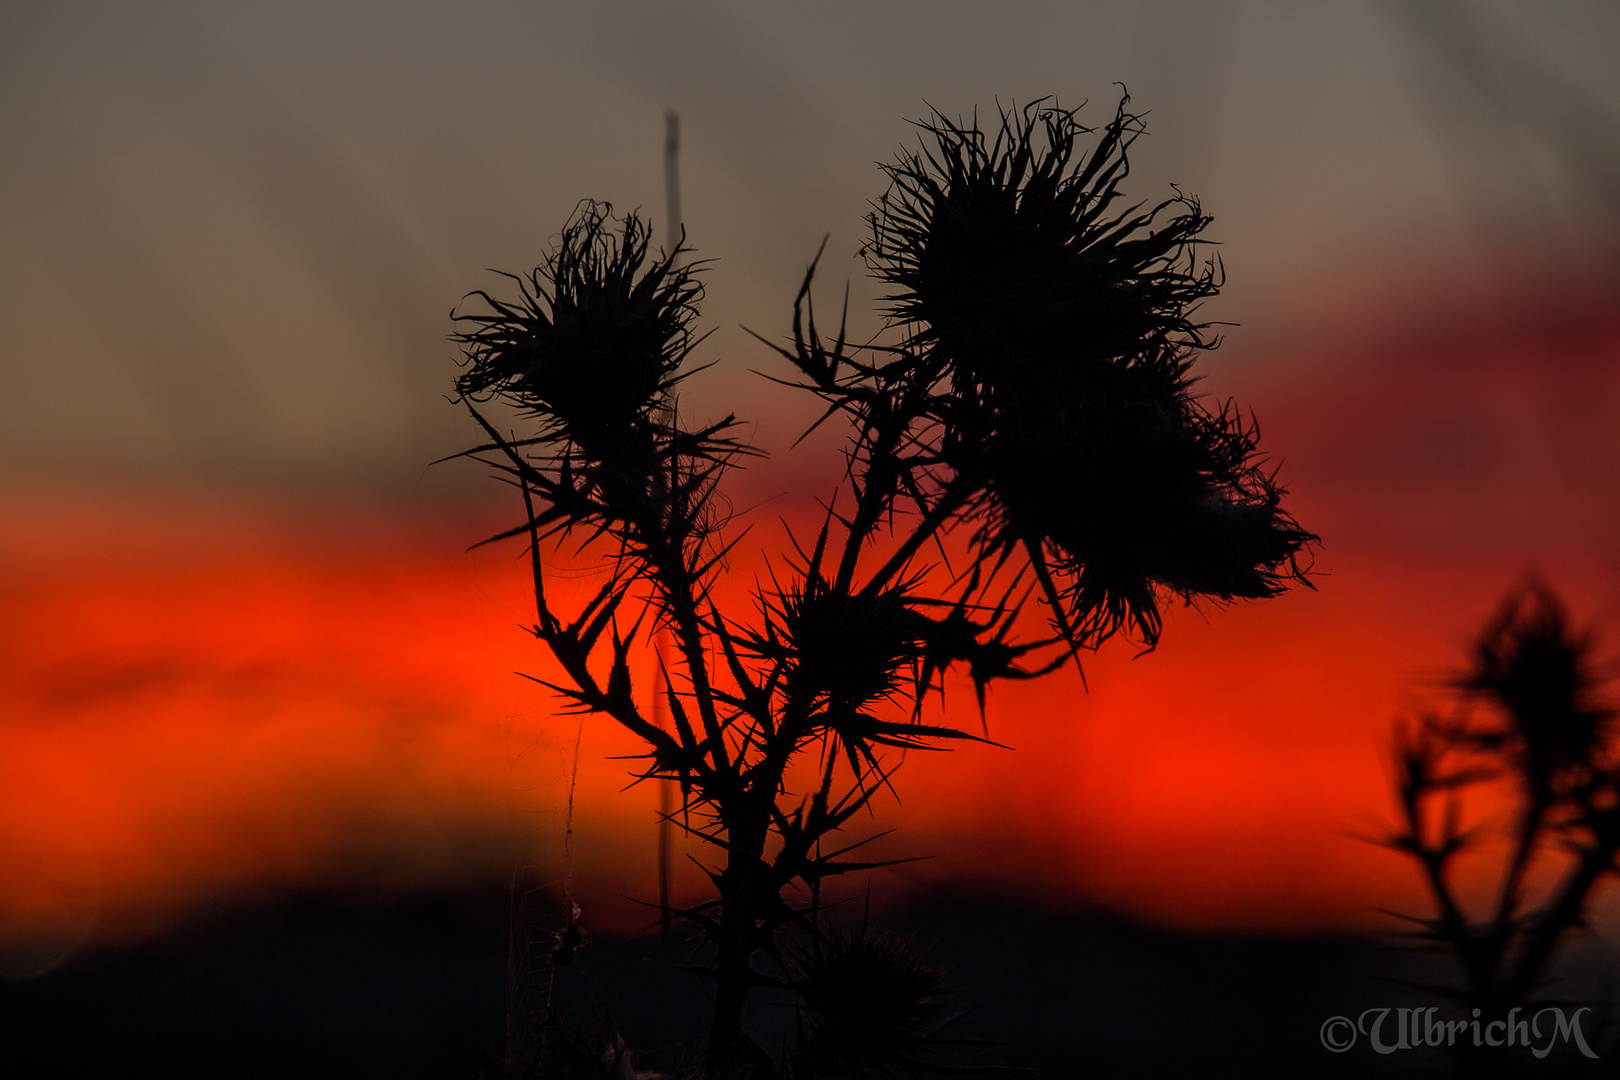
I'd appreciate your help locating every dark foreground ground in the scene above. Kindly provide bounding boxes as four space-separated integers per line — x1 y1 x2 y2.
3 883 1616 1079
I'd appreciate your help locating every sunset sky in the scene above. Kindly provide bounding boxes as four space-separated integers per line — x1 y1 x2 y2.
3 0 1619 977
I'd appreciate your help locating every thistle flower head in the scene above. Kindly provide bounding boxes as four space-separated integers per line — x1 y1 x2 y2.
867 96 1215 405
452 201 703 461
981 346 1314 643
866 95 1314 647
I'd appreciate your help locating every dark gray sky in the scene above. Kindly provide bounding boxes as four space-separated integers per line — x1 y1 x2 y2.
2 0 1616 492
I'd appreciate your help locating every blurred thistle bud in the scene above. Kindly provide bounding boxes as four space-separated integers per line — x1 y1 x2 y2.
866 95 1313 646
1461 580 1615 799
790 925 952 1079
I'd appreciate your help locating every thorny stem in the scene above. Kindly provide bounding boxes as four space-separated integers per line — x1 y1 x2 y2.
832 410 907 596
649 537 732 778
483 382 978 1074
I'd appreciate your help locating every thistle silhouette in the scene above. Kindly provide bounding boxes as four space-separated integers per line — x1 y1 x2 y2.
450 94 1314 1078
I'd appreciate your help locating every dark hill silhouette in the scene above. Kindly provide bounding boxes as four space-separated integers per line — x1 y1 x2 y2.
0 883 1485 1079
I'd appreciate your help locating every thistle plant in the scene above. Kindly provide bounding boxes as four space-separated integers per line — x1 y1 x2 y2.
451 96 1313 1077
1383 581 1619 1071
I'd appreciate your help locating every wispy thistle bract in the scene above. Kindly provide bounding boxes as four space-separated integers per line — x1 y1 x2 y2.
865 96 1314 646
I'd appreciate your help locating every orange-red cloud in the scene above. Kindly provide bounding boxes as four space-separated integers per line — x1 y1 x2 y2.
3 277 1618 962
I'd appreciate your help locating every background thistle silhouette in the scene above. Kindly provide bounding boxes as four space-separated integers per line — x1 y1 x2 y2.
1382 580 1619 1074
452 94 1314 1077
